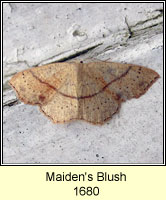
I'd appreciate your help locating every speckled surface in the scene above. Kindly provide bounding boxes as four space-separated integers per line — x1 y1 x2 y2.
3 3 163 164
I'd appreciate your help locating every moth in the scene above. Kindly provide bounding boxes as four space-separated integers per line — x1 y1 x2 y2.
9 61 159 125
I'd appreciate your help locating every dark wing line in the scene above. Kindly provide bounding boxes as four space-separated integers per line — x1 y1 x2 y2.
29 66 132 100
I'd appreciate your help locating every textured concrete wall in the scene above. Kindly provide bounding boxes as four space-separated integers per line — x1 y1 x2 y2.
3 3 163 164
